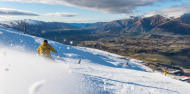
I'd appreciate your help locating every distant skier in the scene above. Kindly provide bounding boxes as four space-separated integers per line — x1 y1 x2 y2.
37 40 57 61
78 59 81 64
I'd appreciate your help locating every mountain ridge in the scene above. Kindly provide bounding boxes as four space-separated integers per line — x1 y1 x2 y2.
0 19 79 35
1 13 190 35
94 14 190 35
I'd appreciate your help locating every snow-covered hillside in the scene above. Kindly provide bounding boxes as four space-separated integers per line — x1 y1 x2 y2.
0 26 190 94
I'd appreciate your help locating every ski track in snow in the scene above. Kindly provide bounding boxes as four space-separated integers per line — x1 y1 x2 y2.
0 25 190 94
29 80 47 94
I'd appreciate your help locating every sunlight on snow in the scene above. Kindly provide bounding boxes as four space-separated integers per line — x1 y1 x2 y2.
0 46 100 94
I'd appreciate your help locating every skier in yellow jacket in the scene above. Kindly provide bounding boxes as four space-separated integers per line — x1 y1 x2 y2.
37 40 57 61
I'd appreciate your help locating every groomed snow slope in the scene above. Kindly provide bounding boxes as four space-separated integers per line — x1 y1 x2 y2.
0 26 190 94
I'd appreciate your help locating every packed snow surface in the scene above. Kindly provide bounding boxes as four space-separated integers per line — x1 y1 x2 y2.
0 25 190 94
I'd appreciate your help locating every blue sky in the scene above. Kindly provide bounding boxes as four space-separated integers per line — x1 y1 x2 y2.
0 0 189 23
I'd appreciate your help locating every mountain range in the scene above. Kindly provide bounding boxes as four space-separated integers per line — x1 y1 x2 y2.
0 13 190 35
0 19 78 35
94 14 190 35
68 22 107 29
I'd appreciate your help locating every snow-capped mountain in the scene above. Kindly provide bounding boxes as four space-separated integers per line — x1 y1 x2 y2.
0 19 42 27
2 14 190 36
86 14 190 35
0 19 78 35
0 26 190 94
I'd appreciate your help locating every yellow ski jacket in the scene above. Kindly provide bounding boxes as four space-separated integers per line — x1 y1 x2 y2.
37 42 56 56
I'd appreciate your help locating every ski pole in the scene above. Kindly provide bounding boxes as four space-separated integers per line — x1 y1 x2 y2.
56 53 67 63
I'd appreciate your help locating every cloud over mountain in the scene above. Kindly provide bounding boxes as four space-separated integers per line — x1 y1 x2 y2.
43 12 78 17
0 8 39 16
0 8 78 17
145 3 190 18
2 0 162 14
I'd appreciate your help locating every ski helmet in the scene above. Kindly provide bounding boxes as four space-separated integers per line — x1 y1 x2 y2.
44 40 48 43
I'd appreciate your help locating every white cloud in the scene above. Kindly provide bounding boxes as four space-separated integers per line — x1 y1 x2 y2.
0 8 39 16
2 0 162 14
144 3 190 18
0 16 15 18
43 12 78 17
0 8 77 17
